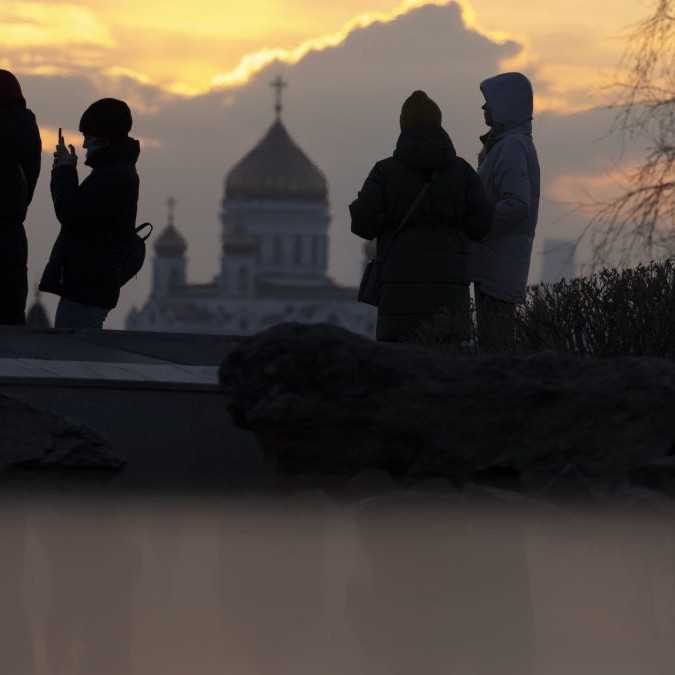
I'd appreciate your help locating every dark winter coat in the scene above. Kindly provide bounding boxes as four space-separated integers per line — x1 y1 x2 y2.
0 103 41 325
40 138 141 309
350 126 493 341
0 104 41 225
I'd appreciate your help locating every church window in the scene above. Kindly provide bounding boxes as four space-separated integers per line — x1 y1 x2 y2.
274 236 283 265
294 234 302 266
238 267 249 292
169 268 181 288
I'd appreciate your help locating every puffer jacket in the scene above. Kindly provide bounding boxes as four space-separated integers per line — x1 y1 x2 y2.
40 137 141 309
0 104 41 225
350 126 493 341
471 72 541 304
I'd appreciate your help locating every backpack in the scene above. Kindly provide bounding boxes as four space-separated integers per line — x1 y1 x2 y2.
118 222 153 286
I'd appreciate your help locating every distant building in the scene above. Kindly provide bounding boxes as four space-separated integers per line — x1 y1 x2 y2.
126 77 375 337
539 238 577 284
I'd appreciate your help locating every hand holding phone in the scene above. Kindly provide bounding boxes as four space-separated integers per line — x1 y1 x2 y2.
53 127 78 169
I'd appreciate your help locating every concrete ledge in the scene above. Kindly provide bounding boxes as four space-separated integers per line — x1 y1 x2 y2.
0 327 265 492
0 326 243 366
0 377 220 393
0 358 219 386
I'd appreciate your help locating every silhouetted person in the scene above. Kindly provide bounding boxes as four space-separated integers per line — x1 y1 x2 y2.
39 98 140 330
350 90 492 342
0 70 42 326
472 72 541 351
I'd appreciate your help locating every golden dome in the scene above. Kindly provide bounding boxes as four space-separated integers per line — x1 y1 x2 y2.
225 119 328 203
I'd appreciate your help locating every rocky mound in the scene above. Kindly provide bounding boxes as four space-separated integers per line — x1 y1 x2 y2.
220 323 675 496
1 394 124 477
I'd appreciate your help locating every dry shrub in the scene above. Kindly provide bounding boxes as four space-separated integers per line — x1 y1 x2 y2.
411 259 675 357
411 302 479 355
515 258 675 357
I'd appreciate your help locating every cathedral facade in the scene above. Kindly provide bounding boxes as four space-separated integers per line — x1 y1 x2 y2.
126 81 375 337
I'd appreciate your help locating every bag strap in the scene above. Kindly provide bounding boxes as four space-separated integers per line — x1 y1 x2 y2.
379 173 435 264
135 222 153 241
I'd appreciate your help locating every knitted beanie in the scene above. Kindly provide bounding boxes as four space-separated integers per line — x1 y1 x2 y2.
79 98 133 141
400 90 442 131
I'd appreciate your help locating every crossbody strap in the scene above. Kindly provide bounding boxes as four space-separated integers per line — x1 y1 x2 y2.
379 173 435 264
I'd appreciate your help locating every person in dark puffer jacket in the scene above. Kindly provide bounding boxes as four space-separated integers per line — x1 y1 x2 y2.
350 90 493 342
40 98 140 330
0 70 42 325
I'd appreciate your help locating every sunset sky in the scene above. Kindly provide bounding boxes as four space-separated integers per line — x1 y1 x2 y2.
3 0 644 105
1 0 650 327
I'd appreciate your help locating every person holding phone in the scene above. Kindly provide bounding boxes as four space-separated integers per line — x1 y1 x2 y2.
0 70 42 326
40 98 141 329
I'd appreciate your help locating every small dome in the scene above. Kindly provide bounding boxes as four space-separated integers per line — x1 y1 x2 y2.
155 224 187 257
225 120 328 203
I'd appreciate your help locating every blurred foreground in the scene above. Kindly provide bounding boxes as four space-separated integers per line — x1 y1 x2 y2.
2 491 674 675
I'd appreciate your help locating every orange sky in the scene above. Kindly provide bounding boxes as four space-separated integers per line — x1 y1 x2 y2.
1 0 645 111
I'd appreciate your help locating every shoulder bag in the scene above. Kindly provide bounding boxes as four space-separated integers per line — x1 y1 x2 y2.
358 177 434 306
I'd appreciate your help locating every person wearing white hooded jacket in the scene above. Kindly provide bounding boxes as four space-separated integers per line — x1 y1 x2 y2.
471 72 540 350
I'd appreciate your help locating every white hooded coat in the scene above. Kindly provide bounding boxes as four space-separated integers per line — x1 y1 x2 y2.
471 72 541 304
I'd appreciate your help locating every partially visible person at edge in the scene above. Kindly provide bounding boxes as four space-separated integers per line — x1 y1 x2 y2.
0 70 42 326
40 98 140 330
471 72 541 351
350 90 493 342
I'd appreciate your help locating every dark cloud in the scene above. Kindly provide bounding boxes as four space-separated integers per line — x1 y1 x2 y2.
18 2 634 327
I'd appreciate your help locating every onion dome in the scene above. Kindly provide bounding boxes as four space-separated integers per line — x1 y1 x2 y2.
154 197 186 257
225 119 328 203
155 224 187 257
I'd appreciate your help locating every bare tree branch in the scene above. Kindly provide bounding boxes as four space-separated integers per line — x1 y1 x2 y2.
587 0 675 268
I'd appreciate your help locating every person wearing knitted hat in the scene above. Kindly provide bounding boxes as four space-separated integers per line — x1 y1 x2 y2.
0 70 42 325
40 98 142 329
350 90 493 342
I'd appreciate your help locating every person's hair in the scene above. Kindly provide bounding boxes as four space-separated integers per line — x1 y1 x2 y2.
0 70 26 108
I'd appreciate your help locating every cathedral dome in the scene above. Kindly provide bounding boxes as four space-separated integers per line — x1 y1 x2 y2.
155 224 187 257
225 119 328 203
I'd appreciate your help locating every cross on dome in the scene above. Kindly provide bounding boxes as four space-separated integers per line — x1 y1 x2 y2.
224 75 328 203
167 196 177 226
271 75 287 120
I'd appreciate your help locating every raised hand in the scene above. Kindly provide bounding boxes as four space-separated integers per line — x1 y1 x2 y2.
53 128 78 169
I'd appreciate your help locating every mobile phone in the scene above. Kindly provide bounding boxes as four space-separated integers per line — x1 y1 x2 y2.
58 128 64 146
